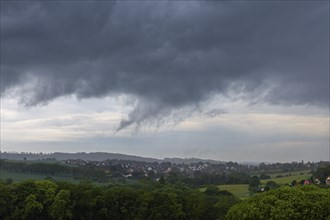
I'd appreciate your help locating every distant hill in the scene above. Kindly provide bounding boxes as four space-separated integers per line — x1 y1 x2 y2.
0 152 224 164
163 157 224 164
1 152 159 163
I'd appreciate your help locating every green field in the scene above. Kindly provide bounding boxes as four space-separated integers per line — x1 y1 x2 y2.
268 169 311 178
198 170 313 199
261 174 311 185
0 170 80 183
200 184 250 198
218 184 250 198
260 170 312 185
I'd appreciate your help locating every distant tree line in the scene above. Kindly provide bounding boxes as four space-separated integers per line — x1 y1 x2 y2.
0 160 253 186
0 160 108 182
166 171 251 186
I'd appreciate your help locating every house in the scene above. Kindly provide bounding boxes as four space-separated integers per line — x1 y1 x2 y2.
326 176 330 186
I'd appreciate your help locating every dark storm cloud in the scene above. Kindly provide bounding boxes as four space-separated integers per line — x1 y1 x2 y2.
1 1 329 130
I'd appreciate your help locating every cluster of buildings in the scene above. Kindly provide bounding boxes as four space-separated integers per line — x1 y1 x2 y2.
63 159 254 178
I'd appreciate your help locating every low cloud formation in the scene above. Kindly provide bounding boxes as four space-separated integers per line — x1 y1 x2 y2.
1 1 329 130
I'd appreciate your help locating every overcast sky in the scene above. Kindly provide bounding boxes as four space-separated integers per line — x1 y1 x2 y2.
1 1 329 162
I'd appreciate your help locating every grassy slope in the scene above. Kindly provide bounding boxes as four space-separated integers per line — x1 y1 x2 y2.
261 174 311 185
260 169 312 185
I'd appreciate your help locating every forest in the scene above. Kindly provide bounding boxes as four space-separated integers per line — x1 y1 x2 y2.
0 178 329 220
0 179 238 220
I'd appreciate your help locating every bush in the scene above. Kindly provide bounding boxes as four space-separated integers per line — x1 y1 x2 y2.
259 173 271 180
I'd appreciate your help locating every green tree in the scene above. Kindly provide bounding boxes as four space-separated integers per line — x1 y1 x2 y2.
11 180 38 219
0 183 13 219
71 182 101 220
105 186 145 220
215 194 239 220
145 192 185 219
259 173 271 180
248 176 260 194
182 191 211 220
50 190 72 220
204 185 219 196
265 180 279 190
159 176 165 184
35 180 57 203
23 194 43 220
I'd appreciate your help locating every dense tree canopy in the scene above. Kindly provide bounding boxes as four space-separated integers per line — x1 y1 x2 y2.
227 185 330 220
0 179 238 220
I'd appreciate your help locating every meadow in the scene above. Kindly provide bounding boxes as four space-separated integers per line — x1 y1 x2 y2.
217 184 250 198
199 169 313 199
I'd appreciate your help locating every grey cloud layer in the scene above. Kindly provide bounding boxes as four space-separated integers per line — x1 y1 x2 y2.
1 1 329 129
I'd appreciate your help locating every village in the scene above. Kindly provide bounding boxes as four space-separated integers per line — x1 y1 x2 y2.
62 158 325 181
